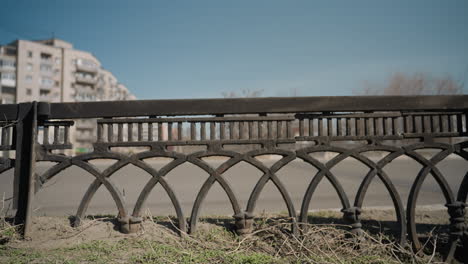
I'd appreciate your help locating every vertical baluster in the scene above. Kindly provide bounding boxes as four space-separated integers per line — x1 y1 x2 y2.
158 122 163 141
448 115 454 132
128 123 133 142
229 122 235 139
414 116 422 133
411 115 417 133
318 118 323 136
64 125 70 144
53 126 60 144
393 117 399 135
374 118 381 136
210 122 216 140
337 118 342 136
267 121 273 139
431 115 438 133
371 117 376 135
220 122 226 140
383 118 388 135
287 121 292 138
404 116 409 134
393 117 403 135
178 122 183 140
258 121 263 139
410 115 416 133
408 115 414 133
389 117 395 135
97 123 103 142
364 118 369 136
456 114 463 133
108 123 113 142
191 122 196 140
372 117 377 136
138 123 143 141
168 122 173 141
360 118 366 136
346 118 352 136
441 115 448 133
117 123 123 142
413 115 422 133
356 118 363 137
200 122 206 140
1 126 8 146
148 122 153 141
248 121 253 139
44 126 49 144
276 120 282 138
239 121 245 139
299 118 304 137
328 118 333 136
465 113 468 133
309 118 314 136
423 116 430 133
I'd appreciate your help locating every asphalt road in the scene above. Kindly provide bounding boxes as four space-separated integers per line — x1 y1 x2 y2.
0 157 466 218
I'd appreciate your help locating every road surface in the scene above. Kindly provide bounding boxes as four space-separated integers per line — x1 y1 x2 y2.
0 156 466 218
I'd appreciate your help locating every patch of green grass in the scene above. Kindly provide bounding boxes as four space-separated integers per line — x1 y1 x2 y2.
131 244 278 264
0 239 279 264
0 245 44 264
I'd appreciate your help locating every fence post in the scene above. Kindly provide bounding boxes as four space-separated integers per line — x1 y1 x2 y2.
13 102 38 238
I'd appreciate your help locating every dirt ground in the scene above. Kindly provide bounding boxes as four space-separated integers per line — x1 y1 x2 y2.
0 209 461 263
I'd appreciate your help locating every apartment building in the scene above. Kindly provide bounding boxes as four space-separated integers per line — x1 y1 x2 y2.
0 45 17 104
0 38 135 153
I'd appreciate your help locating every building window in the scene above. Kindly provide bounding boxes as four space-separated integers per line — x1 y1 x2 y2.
0 59 16 68
26 88 32 96
55 57 61 65
40 64 53 72
55 81 60 87
26 63 33 71
27 51 33 58
25 75 33 82
40 53 52 60
1 72 16 80
39 89 50 99
40 77 54 87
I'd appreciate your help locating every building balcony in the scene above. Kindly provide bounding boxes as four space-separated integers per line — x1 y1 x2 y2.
40 82 54 89
76 63 98 73
0 64 16 70
40 58 54 65
0 46 16 56
40 70 54 77
0 78 15 87
75 75 97 85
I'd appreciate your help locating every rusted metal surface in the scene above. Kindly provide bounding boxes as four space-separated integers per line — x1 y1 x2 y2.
0 95 467 262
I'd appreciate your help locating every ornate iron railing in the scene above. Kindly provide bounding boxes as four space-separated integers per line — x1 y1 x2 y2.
0 95 467 262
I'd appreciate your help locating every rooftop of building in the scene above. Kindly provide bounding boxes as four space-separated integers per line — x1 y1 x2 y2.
34 38 73 49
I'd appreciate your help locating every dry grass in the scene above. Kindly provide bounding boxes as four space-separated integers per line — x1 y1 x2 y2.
0 209 458 263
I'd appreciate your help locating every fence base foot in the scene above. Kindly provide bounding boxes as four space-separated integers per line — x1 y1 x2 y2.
234 212 254 235
118 216 142 234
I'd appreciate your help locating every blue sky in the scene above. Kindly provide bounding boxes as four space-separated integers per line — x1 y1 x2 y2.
1 0 467 99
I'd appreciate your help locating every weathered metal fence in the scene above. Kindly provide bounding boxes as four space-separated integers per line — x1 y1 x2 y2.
0 95 467 262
